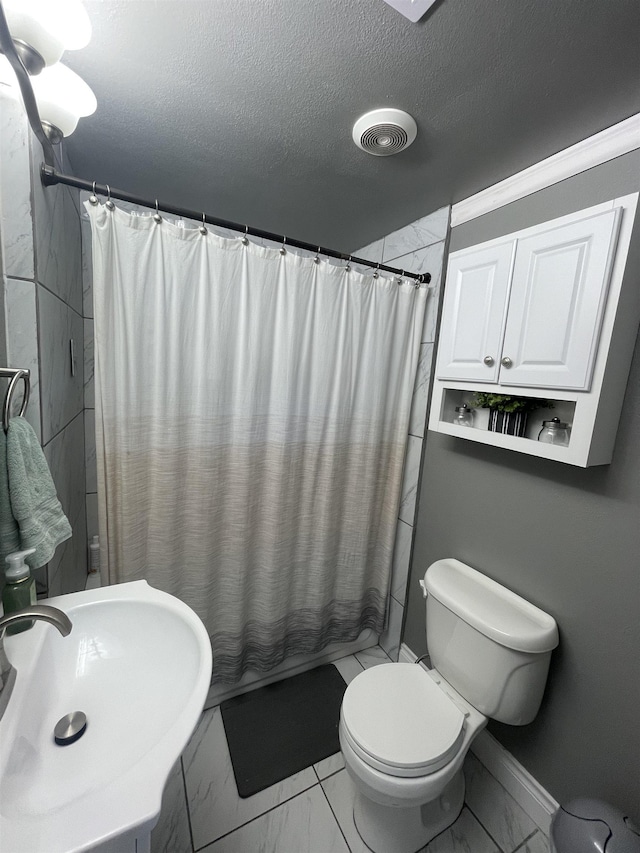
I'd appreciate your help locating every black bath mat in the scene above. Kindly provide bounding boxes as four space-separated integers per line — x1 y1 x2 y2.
221 663 347 798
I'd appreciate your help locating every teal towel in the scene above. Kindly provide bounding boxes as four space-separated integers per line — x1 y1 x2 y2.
0 430 20 568
5 418 72 570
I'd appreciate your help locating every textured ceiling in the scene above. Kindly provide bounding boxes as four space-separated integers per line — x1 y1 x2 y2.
64 0 640 252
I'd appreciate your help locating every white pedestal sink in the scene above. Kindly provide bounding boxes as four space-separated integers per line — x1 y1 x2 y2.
0 580 212 853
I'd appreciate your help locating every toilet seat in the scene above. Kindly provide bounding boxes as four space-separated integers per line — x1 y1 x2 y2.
341 663 466 778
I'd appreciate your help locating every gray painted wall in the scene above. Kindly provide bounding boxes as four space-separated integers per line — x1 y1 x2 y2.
403 151 640 820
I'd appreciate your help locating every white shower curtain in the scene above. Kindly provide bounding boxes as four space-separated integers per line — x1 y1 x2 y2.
87 203 426 682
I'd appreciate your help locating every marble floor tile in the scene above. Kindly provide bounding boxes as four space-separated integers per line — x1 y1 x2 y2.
464 752 537 853
182 705 317 849
513 830 550 853
313 751 345 780
422 807 500 853
200 785 349 853
321 769 372 853
150 760 192 853
332 654 365 684
355 645 393 669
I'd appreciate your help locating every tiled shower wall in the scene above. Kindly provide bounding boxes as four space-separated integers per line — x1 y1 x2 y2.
0 84 87 595
355 207 449 658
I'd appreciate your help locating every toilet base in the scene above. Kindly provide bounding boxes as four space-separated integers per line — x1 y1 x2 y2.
352 770 465 853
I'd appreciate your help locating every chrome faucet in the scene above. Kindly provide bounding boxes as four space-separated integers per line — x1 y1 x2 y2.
0 605 72 720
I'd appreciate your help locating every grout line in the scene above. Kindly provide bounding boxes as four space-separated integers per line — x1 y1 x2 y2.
512 829 541 853
318 776 353 853
179 756 197 853
191 780 321 852
464 802 506 853
36 278 84 320
42 408 84 449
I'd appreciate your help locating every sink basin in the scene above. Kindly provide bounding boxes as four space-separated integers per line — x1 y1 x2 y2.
0 580 212 852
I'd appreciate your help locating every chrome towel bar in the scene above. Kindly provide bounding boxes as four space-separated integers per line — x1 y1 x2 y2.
0 368 31 434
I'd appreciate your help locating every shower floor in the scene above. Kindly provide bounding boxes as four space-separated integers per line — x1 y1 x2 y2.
150 646 550 853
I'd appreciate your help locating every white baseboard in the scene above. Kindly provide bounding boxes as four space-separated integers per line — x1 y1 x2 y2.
399 643 558 834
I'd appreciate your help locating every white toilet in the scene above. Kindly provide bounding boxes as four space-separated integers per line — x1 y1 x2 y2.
339 558 559 853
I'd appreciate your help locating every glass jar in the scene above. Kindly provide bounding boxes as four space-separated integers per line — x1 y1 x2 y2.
453 404 474 427
537 417 570 446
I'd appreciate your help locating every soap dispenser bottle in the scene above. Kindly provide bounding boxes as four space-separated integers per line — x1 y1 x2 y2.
2 547 37 635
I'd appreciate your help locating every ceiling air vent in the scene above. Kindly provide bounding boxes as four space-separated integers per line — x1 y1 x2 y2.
352 108 417 157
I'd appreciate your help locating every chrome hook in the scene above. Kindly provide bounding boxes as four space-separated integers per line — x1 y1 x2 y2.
199 213 207 235
280 236 287 255
373 264 380 279
241 225 249 245
314 246 321 264
345 255 352 272
105 184 115 210
89 181 98 205
153 199 162 223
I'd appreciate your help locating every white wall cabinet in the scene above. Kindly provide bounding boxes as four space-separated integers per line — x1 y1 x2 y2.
437 208 621 391
429 194 639 467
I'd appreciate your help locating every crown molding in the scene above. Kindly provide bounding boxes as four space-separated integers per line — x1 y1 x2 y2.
451 113 640 228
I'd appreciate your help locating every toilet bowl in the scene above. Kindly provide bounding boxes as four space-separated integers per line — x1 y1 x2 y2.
339 663 486 853
339 558 559 853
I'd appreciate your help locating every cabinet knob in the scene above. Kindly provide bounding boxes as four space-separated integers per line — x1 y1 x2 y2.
501 356 513 368
483 356 494 366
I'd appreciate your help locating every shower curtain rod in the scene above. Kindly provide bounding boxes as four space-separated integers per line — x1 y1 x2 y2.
40 165 431 285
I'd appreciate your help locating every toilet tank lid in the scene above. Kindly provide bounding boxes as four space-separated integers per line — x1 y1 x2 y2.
425 559 559 653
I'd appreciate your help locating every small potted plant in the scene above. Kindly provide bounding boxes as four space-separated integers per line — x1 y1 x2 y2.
469 393 554 437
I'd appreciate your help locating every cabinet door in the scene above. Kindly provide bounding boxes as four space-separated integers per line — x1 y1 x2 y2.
436 241 515 382
499 208 621 390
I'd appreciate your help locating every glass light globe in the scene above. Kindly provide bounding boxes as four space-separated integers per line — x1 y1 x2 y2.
30 62 96 137
3 0 91 68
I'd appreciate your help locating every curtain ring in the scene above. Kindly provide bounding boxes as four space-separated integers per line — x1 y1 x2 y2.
314 246 321 264
373 263 380 279
153 199 162 223
89 181 98 205
280 236 287 255
105 184 115 210
241 225 249 245
199 213 207 235
345 255 352 272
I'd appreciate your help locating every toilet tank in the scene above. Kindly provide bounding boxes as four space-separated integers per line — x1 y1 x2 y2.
423 559 559 725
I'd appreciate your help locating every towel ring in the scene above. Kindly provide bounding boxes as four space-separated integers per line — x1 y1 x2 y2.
0 368 31 433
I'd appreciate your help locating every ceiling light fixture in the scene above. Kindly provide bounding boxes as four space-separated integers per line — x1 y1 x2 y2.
30 61 96 141
0 0 91 74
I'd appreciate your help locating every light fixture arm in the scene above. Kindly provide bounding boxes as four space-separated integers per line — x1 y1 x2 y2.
0 0 54 166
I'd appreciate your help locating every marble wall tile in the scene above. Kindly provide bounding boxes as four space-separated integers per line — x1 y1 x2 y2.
37 286 84 444
81 217 93 318
182 706 317 849
150 761 192 853
390 519 413 604
409 342 434 438
4 278 41 441
382 206 450 262
61 498 87 594
380 595 404 660
0 87 34 280
399 434 423 525
44 412 85 528
85 409 97 493
32 144 83 314
84 319 94 408
354 237 384 263
200 785 349 853
463 752 537 853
